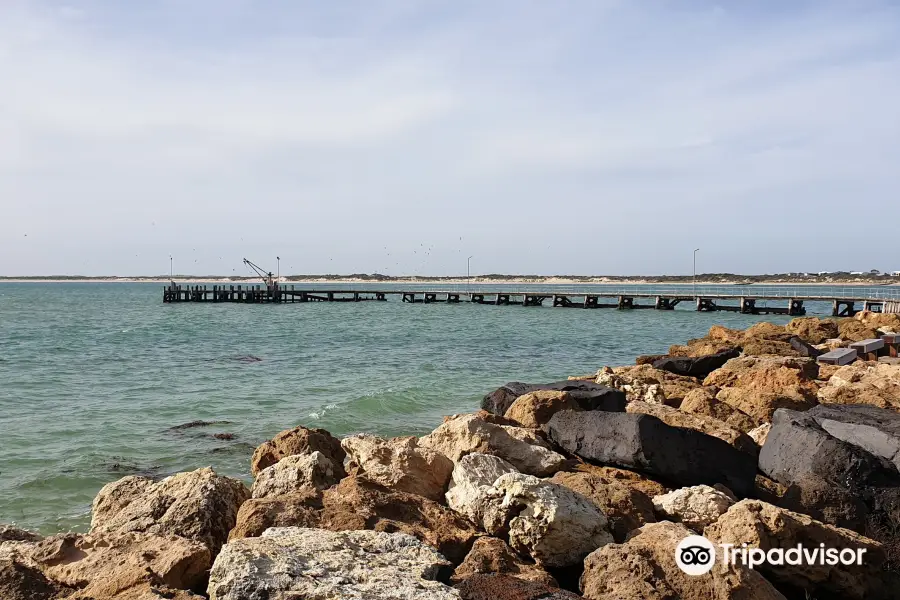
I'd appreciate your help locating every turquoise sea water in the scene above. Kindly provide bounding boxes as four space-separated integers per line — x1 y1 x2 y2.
0 282 879 533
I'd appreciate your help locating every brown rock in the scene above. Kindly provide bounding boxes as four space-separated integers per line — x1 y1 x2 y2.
455 574 580 600
598 364 700 406
708 324 744 343
230 476 479 563
679 387 760 432
625 400 758 456
91 467 249 556
571 463 669 498
715 387 817 423
504 391 579 428
451 537 557 587
0 525 41 544
342 434 454 501
0 556 64 600
250 425 346 476
817 364 843 381
705 500 886 600
838 319 881 343
740 338 802 358
786 317 840 344
668 339 738 358
817 363 900 410
855 311 900 331
635 354 668 366
754 475 786 504
580 521 786 600
549 471 655 542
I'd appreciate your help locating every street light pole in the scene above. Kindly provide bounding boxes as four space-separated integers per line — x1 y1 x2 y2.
467 255 474 297
277 256 280 279
169 255 173 279
693 248 700 299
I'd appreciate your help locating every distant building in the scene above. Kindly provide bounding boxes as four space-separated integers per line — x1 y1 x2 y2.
850 271 864 275
893 271 900 276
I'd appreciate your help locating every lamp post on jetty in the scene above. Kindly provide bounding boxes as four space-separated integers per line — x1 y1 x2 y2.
169 255 173 280
467 255 474 297
693 248 700 298
277 256 280 280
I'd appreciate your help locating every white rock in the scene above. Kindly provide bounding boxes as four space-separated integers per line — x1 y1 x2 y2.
419 414 566 477
208 527 459 600
445 453 519 522
479 473 613 568
652 485 734 531
252 451 339 499
748 423 773 446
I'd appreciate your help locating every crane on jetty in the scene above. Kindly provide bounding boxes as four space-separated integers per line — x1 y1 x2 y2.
242 258 278 292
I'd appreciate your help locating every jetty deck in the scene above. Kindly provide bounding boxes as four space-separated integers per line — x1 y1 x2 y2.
163 284 900 316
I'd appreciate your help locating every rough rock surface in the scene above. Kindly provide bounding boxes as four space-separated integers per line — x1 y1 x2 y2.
0 526 41 543
479 473 613 569
342 434 454 501
503 391 579 428
549 471 655 542
855 311 900 332
596 364 701 406
786 317 840 344
651 348 741 379
838 319 880 343
251 451 340 499
705 500 887 600
817 363 900 410
546 410 757 497
0 555 63 600
747 422 772 446
679 386 759 433
651 485 734 531
250 425 347 476
482 381 626 416
91 467 249 555
420 414 567 477
625 400 758 456
454 574 580 600
806 404 900 471
450 537 557 587
0 531 210 599
571 463 669 498
208 527 458 600
231 476 479 563
446 453 519 523
580 521 786 600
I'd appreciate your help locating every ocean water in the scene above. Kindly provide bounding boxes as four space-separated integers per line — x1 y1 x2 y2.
0 282 871 533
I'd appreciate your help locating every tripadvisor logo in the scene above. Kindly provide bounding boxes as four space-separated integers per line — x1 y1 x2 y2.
675 535 868 576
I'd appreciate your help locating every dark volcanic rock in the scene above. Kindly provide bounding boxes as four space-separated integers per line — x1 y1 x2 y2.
454 574 581 600
545 410 757 497
806 404 900 472
482 381 625 416
651 348 740 379
169 419 232 430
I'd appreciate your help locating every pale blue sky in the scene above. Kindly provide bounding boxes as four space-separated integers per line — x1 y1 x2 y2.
1 0 898 276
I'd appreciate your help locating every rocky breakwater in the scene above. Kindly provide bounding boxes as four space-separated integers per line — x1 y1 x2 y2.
4 315 900 599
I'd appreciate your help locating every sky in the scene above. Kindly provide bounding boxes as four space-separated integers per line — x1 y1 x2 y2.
1 0 899 277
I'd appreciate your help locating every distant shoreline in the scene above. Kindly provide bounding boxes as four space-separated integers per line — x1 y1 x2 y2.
1 276 899 286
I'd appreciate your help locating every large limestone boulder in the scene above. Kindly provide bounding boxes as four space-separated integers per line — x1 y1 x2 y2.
482 381 625 416
419 414 567 477
596 364 701 406
445 453 518 523
454 574 580 600
652 485 734 531
91 467 249 555
705 500 887 600
817 363 900 410
231 475 479 563
479 473 613 568
503 390 579 428
208 528 458 600
855 311 900 332
549 471 655 542
546 410 757 497
704 356 820 421
625 400 758 456
341 434 454 501
838 318 880 342
250 425 346 476
0 531 210 600
580 521 786 600
91 467 250 555
251 451 340 499
680 386 759 432
450 537 557 587
786 317 840 344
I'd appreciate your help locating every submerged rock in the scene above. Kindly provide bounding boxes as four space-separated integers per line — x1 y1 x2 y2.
342 434 454 501
208 528 458 600
250 424 346 476
546 410 757 497
90 467 249 556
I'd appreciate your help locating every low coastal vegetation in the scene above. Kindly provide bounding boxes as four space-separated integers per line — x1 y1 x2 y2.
3 311 900 599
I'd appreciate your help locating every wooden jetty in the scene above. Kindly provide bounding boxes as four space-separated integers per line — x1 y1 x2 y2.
162 283 900 316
